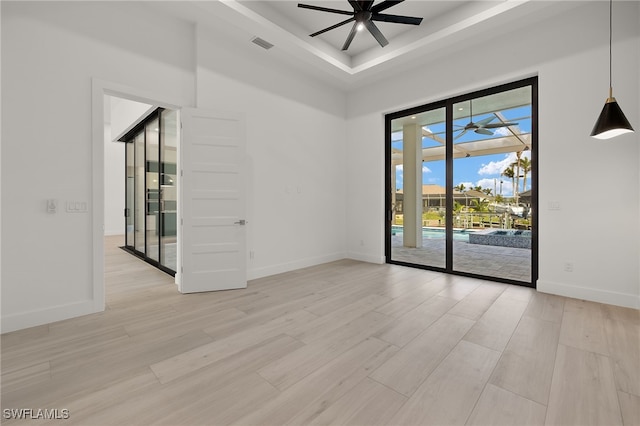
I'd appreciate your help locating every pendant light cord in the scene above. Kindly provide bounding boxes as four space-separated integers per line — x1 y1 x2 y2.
609 0 613 97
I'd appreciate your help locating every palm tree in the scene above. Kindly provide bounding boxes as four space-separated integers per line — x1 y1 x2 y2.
518 156 532 193
454 183 466 192
471 198 489 212
510 151 523 204
501 166 515 201
482 188 493 196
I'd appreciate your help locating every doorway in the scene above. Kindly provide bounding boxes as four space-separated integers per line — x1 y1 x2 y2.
385 77 537 287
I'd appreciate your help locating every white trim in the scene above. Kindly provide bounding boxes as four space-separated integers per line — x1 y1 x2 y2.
537 279 640 310
248 252 346 281
1 300 96 334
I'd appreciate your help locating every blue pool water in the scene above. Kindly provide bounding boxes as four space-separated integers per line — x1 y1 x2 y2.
391 226 470 242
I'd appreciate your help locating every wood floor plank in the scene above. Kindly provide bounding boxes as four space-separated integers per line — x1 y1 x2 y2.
3 330 213 410
369 313 475 397
435 276 482 301
466 383 546 426
43 369 161 425
149 309 317 384
374 295 458 347
559 298 610 355
448 282 506 321
605 318 640 396
545 344 623 426
0 361 50 391
489 316 561 405
235 337 398 426
306 377 407 426
463 292 529 352
288 294 391 343
259 311 392 390
374 277 450 318
524 291 565 323
388 340 501 426
618 391 640 426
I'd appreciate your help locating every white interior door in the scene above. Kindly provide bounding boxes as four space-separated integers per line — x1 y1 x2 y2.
179 107 247 293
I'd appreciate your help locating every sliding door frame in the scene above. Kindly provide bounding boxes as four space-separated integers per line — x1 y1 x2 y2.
385 77 538 288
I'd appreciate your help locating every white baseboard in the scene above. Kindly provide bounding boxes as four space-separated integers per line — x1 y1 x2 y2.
537 279 640 309
248 252 347 281
1 300 101 334
346 251 385 265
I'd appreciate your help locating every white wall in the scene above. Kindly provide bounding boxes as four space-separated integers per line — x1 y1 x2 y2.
196 25 348 280
346 1 640 308
1 1 196 332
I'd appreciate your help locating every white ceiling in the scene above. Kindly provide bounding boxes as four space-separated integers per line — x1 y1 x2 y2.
153 0 581 90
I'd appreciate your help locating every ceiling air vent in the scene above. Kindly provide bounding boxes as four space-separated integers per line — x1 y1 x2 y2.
251 36 274 50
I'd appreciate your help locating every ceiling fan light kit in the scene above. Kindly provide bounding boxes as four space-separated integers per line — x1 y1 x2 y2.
298 0 423 51
590 0 634 139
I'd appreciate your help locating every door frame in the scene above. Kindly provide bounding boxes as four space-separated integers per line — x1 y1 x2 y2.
91 78 186 313
384 77 538 288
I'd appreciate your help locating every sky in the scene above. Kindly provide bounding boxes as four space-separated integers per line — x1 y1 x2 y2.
393 105 532 197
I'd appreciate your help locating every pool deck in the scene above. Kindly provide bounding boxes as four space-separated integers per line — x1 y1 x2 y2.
391 234 531 283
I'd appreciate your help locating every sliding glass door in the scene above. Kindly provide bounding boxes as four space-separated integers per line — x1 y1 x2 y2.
389 106 447 269
121 108 177 276
386 78 537 286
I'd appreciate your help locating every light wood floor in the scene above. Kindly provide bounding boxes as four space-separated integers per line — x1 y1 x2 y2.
2 236 639 425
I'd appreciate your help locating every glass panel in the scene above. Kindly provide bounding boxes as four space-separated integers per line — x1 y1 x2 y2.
146 118 160 262
160 109 178 272
134 132 145 253
390 107 447 268
125 141 134 247
452 87 532 282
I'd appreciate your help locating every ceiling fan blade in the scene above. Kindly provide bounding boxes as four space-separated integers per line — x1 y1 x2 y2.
364 20 389 47
476 116 495 126
483 122 519 129
348 1 362 11
371 0 404 14
455 129 468 140
342 22 359 50
372 13 423 25
298 3 354 16
475 128 494 136
360 1 375 11
310 17 355 37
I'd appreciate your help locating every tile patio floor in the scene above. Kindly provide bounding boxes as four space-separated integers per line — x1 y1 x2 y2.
391 234 532 283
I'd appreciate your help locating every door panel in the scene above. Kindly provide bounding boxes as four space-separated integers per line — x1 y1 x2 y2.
389 107 447 269
180 108 247 293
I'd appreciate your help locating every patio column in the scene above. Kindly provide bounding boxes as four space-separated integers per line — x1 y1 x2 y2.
402 123 422 248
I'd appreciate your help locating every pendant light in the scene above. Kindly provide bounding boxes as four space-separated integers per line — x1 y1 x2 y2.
590 0 634 139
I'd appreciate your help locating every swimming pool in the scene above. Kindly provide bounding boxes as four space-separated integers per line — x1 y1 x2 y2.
391 226 471 242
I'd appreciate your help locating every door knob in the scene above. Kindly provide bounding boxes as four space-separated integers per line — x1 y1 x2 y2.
234 219 247 225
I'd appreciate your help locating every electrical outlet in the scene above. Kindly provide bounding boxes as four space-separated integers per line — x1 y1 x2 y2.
249 251 255 260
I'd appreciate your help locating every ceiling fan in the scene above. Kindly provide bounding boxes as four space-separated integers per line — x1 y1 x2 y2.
455 100 519 140
298 0 423 51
